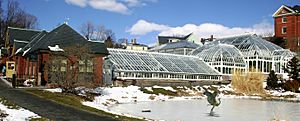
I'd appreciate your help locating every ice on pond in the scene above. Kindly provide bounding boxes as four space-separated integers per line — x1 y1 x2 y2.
109 99 300 121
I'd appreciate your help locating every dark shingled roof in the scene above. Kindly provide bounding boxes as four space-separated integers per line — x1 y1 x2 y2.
285 5 300 13
8 27 43 44
20 23 108 55
157 33 192 45
292 5 300 13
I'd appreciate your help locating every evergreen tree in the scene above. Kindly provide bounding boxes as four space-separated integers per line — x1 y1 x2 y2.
284 56 300 83
266 70 279 89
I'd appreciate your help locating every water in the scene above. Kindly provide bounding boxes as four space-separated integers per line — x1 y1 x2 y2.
109 99 300 121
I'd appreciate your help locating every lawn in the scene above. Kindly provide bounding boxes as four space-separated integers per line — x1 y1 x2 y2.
26 89 144 121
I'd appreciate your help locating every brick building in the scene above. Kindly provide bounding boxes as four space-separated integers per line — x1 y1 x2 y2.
273 5 300 52
5 23 108 86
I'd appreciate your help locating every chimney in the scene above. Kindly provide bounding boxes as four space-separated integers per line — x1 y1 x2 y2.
131 38 137 44
125 39 128 45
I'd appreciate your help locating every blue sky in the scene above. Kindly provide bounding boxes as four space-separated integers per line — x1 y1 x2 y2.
15 0 299 46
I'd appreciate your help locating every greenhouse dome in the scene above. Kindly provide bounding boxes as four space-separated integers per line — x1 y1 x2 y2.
194 43 246 75
190 34 295 76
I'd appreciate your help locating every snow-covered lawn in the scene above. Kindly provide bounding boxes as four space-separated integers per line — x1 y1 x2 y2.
0 98 40 121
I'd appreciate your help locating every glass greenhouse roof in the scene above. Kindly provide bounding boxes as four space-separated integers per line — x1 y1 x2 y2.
108 49 220 75
194 43 246 66
149 40 201 51
191 34 288 57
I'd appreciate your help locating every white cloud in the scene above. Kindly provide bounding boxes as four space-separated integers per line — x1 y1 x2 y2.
65 0 88 7
127 20 170 35
88 0 129 14
124 0 140 7
65 0 157 14
128 19 274 38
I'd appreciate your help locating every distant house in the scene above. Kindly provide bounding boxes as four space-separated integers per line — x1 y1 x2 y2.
125 39 148 51
157 33 202 45
5 23 109 86
273 5 300 52
148 40 200 55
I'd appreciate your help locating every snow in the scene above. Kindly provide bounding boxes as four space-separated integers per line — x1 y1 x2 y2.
22 48 31 56
48 45 64 52
15 48 22 54
44 88 63 93
0 100 40 121
152 85 177 92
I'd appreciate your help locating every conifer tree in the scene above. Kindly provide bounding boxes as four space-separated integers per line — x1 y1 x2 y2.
284 56 300 83
266 70 279 89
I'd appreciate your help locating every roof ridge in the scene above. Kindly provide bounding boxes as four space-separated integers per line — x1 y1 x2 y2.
8 26 43 32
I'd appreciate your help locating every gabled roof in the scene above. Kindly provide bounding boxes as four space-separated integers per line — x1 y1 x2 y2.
8 27 43 45
273 5 300 17
157 33 192 45
149 40 200 52
18 23 108 56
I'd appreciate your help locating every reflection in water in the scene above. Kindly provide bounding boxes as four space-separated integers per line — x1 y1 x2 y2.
109 99 300 121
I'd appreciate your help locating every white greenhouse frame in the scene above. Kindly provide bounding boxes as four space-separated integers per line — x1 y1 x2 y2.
103 49 222 82
190 34 295 77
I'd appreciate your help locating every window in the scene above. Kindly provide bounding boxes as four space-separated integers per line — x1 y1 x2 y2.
60 60 67 72
282 27 287 34
282 17 287 23
79 60 93 72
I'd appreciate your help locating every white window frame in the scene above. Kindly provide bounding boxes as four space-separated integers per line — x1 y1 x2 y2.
282 26 287 34
282 17 287 23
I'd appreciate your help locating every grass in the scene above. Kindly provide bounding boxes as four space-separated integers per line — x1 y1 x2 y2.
29 117 52 121
25 89 144 121
0 97 20 109
231 68 265 95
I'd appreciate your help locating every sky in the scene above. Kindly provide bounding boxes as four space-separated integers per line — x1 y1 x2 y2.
13 0 300 46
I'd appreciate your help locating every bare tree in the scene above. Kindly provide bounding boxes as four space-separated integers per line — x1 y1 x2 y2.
80 21 94 40
47 45 95 92
0 0 38 45
95 25 107 41
79 21 116 41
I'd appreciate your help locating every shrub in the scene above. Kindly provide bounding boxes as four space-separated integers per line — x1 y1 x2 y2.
231 68 265 95
282 80 299 92
266 70 280 89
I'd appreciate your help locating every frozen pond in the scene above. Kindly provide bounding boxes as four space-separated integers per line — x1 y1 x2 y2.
109 99 300 121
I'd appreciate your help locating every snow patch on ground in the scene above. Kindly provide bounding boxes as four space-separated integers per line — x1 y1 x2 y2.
44 88 63 93
0 101 40 121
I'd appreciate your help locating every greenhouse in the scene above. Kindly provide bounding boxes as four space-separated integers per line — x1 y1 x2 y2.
193 43 246 75
103 49 221 82
190 34 295 76
149 40 201 55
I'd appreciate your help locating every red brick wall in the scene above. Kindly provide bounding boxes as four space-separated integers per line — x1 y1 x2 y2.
274 15 300 52
16 56 26 79
93 55 104 85
41 53 49 82
15 52 106 86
